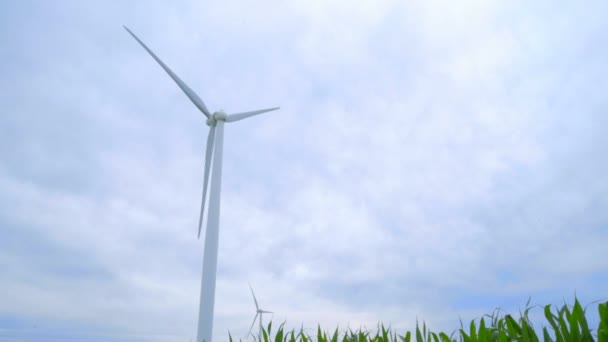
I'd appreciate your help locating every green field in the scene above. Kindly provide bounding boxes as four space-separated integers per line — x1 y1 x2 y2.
231 299 608 342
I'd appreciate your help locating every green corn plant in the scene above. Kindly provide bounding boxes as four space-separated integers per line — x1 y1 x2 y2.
317 325 324 342
330 327 339 342
288 330 297 342
416 321 424 342
598 302 608 342
275 323 285 342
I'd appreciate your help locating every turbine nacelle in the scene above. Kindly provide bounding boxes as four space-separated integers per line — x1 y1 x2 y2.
213 110 227 120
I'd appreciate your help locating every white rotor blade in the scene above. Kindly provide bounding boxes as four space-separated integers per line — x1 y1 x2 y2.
123 26 212 117
225 107 280 123
259 310 273 314
198 126 216 238
249 283 260 310
246 312 259 337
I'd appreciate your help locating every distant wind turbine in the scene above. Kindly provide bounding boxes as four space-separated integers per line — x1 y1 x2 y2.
124 26 279 342
246 283 273 342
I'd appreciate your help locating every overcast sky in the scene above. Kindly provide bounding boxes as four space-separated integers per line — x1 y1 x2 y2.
1 0 607 341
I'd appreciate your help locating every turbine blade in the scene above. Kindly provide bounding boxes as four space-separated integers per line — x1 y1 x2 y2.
246 312 259 337
198 126 216 238
123 26 212 117
249 283 260 310
225 107 280 123
260 310 273 314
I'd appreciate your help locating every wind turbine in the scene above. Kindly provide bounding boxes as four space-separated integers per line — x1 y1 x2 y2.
124 26 279 342
246 283 273 342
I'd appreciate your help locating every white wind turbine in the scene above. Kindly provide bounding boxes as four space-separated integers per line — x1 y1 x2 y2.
246 284 273 342
124 27 279 342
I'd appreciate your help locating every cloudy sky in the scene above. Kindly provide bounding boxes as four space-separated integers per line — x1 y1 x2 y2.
1 0 607 341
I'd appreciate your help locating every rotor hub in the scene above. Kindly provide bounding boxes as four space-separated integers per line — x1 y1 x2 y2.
207 110 227 126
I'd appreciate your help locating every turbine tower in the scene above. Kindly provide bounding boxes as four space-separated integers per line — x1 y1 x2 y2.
246 283 273 342
124 26 279 342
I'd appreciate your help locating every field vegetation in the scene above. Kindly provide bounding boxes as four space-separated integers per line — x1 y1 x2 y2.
230 299 608 342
